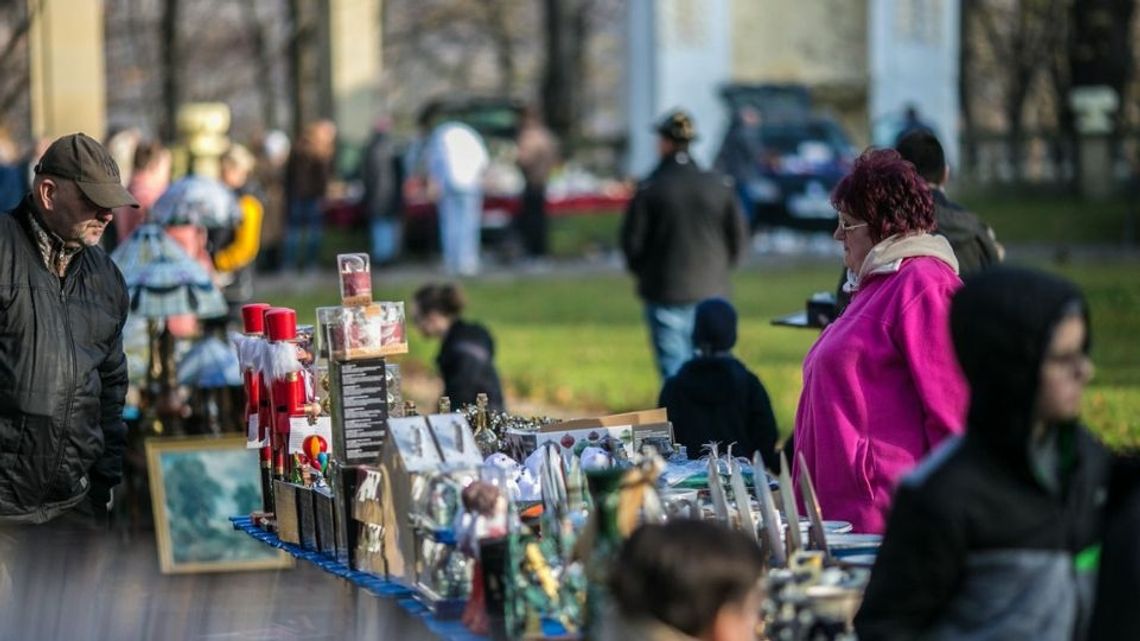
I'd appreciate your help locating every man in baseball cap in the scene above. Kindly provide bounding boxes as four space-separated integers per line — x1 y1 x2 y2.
653 109 698 144
621 109 747 380
0 132 133 526
29 132 139 251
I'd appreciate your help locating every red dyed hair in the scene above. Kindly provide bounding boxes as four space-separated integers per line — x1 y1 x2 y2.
830 148 935 241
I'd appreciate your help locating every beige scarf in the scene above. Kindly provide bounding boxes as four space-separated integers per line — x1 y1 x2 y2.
843 233 959 293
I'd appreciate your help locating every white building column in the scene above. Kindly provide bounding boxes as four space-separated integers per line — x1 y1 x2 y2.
625 0 732 176
868 0 961 167
28 0 108 140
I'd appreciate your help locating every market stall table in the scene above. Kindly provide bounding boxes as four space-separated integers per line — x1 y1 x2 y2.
231 516 572 641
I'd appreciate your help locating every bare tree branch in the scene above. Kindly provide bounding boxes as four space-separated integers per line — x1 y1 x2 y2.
0 0 41 72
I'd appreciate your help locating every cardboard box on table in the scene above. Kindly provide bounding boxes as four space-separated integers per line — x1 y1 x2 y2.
273 480 301 544
353 466 387 575
284 416 334 551
503 408 675 461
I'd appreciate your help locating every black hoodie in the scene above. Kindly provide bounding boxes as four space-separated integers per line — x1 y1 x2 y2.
658 355 779 472
437 319 504 411
1088 453 1140 640
855 267 1109 641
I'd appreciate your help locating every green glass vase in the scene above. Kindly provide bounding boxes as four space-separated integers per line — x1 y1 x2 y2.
584 466 625 637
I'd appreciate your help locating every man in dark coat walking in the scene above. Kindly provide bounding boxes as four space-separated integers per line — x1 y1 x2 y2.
0 133 137 525
621 110 748 380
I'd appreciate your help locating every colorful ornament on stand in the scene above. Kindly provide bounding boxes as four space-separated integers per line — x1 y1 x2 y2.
304 434 329 461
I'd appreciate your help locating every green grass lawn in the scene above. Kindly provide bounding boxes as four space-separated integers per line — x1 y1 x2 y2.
947 191 1136 246
319 189 1136 263
265 258 1140 450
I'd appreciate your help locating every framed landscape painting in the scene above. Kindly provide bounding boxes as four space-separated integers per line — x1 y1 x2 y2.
146 435 292 574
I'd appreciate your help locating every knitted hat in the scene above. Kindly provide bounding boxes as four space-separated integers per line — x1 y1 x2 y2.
692 298 737 352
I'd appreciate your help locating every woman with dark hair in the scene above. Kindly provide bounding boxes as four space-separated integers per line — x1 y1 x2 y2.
794 148 968 534
412 283 505 411
605 520 764 641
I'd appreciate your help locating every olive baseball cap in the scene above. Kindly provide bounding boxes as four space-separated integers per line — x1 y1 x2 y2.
34 133 140 209
654 109 697 143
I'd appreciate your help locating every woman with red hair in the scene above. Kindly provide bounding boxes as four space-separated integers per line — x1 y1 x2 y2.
793 148 969 534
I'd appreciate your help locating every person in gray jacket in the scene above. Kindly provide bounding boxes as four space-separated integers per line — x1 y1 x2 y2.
855 266 1109 641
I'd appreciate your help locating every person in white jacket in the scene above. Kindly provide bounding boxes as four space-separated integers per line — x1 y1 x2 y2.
426 119 489 276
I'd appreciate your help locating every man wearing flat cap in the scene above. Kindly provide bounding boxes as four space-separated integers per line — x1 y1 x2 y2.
0 133 138 525
621 110 748 380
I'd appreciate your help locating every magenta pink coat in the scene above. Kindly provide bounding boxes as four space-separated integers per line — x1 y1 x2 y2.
793 256 968 534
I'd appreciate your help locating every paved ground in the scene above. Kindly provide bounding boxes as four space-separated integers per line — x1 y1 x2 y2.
0 522 437 641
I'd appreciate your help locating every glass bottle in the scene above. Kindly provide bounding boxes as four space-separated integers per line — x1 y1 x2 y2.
473 392 499 456
438 395 451 414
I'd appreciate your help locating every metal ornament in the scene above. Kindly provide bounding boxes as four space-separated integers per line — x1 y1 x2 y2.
728 453 758 541
705 442 730 525
797 451 832 563
778 450 803 556
753 452 786 568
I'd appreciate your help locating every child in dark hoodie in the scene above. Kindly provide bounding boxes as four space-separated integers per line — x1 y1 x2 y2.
658 298 779 472
412 283 505 411
855 266 1109 641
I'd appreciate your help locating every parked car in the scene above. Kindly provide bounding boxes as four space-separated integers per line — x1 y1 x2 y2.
716 84 857 232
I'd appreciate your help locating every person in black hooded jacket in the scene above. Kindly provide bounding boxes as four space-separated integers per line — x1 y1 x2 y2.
1087 453 1140 640
658 298 778 472
412 282 504 411
854 266 1109 641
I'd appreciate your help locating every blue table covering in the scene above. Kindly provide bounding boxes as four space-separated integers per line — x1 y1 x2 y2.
230 516 489 641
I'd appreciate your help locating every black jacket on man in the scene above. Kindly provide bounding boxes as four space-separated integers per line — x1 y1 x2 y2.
0 198 130 523
855 267 1109 641
932 189 1001 275
658 354 779 472
620 153 746 305
438 319 504 412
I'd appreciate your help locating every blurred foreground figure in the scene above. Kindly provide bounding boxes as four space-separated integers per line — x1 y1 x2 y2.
0 133 138 525
856 267 1109 641
601 519 764 641
1087 452 1140 640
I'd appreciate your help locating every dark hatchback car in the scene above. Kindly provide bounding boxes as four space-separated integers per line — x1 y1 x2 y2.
715 85 856 232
